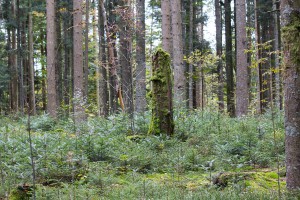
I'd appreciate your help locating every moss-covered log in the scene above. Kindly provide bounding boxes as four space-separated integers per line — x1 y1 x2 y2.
148 49 174 136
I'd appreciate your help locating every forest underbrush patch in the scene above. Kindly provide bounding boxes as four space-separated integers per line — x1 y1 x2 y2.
0 109 291 199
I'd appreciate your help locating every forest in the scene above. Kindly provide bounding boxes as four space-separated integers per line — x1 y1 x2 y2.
0 0 299 199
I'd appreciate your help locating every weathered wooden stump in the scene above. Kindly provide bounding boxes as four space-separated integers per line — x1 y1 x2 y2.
148 49 174 136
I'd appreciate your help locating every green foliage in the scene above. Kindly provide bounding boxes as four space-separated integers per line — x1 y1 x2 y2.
0 109 288 199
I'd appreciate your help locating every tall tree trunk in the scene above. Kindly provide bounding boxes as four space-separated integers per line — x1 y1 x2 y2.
119 0 133 114
46 0 58 118
16 0 24 114
28 0 36 115
195 4 205 109
281 0 300 190
62 0 73 115
56 0 63 109
188 0 193 109
171 0 186 107
135 0 147 113
97 0 108 117
83 0 89 101
21 21 27 111
235 0 249 117
40 30 47 111
246 0 253 104
254 0 262 114
107 0 119 113
10 0 18 113
215 0 224 111
161 0 172 54
73 0 86 123
273 0 281 110
100 0 123 113
225 0 235 117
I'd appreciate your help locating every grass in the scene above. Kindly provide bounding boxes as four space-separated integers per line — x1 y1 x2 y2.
0 108 293 199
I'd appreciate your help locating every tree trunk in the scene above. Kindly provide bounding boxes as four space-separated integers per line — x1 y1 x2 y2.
56 0 63 109
161 0 172 54
20 19 26 113
100 0 123 113
135 0 147 113
73 0 86 123
62 1 72 115
235 0 249 117
107 0 119 113
28 0 36 115
83 0 89 101
254 0 262 114
225 0 235 117
149 49 174 136
10 0 18 113
281 0 300 190
40 30 47 111
97 0 108 117
246 0 253 105
195 4 205 109
119 0 133 114
188 0 193 109
46 0 57 118
16 0 24 114
171 0 186 107
273 0 281 110
215 0 224 111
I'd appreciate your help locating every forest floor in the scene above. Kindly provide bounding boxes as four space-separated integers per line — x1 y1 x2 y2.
0 109 297 199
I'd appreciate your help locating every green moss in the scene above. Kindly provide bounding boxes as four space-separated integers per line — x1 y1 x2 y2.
148 49 174 136
282 12 300 67
213 170 286 192
9 187 32 200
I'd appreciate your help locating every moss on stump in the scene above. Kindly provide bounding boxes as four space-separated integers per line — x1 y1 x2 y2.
148 49 174 136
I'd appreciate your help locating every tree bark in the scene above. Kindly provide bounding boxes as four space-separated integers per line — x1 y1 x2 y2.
97 0 108 117
273 0 281 110
281 0 300 190
235 0 249 117
107 0 119 113
254 0 262 114
171 0 186 107
119 0 133 114
149 49 174 136
100 0 123 113
56 0 63 109
161 0 172 54
46 0 57 118
225 0 235 117
135 0 147 113
215 0 224 111
28 0 36 115
195 4 205 109
10 0 19 113
73 0 86 123
16 0 24 114
83 0 89 101
62 0 72 115
188 0 193 109
40 30 47 111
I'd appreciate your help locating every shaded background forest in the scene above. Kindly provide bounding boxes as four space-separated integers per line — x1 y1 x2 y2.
0 0 282 119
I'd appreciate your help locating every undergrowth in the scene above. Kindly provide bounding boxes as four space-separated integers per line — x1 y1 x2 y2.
0 108 293 199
